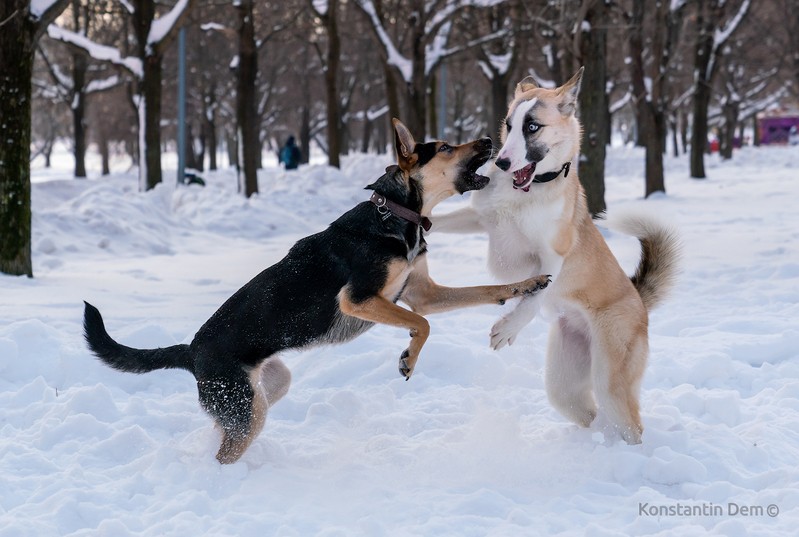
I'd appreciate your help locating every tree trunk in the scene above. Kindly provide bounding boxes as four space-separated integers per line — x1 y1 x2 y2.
207 120 217 171
577 3 608 216
72 50 88 178
690 0 716 179
489 75 511 141
383 65 400 150
140 56 163 190
752 115 760 147
99 135 111 175
690 83 711 178
644 108 666 197
324 0 341 168
1 4 34 276
670 115 679 157
407 22 428 141
720 100 738 160
680 108 689 153
629 0 667 197
236 0 259 197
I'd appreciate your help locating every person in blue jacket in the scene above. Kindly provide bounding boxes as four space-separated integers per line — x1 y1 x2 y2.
279 135 301 170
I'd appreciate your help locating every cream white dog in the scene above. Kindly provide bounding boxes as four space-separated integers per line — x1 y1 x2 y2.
434 68 680 443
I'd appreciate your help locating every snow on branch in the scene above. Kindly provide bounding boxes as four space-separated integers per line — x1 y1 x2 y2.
29 0 64 19
147 0 191 51
118 0 135 15
356 0 412 82
713 0 751 48
707 0 752 79
85 74 122 94
47 24 143 78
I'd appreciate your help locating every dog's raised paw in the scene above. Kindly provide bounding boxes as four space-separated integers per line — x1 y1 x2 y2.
523 274 551 295
399 349 412 380
490 315 523 350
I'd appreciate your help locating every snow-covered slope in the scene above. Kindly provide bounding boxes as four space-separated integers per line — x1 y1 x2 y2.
1 146 797 536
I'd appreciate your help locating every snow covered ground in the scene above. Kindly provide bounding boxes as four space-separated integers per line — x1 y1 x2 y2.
2 144 797 536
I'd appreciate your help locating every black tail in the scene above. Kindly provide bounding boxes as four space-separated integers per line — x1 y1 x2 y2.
83 301 195 375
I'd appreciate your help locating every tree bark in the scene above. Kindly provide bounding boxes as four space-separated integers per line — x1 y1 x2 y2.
0 0 69 277
72 50 88 178
0 6 34 276
577 2 608 216
236 0 259 196
321 0 342 168
720 100 738 160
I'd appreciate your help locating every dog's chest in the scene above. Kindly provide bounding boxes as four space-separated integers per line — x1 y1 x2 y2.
483 197 565 281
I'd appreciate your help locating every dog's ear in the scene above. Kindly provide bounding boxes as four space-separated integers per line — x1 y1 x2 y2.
556 67 584 116
514 75 539 97
392 118 417 171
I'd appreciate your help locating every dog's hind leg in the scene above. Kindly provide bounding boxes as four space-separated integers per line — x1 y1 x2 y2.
197 368 261 464
589 318 648 444
259 357 291 407
545 317 597 428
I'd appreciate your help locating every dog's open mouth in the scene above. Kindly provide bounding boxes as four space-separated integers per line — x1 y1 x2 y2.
512 162 537 191
458 151 492 192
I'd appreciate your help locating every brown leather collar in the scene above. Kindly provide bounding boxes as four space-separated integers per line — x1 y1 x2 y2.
369 191 432 232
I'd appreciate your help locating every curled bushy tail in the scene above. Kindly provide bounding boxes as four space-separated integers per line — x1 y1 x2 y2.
83 302 195 375
607 212 681 311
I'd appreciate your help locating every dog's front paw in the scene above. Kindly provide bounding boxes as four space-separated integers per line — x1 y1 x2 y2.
399 349 414 381
490 314 524 350
518 274 551 296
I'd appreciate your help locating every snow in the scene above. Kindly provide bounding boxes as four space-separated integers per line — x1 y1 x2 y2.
29 0 61 19
147 0 190 51
356 0 413 82
3 144 799 535
47 25 143 79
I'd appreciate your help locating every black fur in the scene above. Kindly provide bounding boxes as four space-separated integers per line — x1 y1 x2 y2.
83 130 493 463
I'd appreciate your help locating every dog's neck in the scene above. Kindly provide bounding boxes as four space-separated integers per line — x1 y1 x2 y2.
366 166 429 230
533 161 571 184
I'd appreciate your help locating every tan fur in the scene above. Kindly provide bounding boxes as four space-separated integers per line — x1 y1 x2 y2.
327 119 552 381
215 357 292 463
433 70 680 443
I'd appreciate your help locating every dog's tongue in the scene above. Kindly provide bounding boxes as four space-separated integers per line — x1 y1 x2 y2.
512 162 535 188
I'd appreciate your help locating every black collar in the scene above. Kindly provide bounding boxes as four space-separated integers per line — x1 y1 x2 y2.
370 191 432 232
532 161 571 184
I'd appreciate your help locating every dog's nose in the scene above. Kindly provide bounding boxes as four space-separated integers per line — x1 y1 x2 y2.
477 137 492 150
495 158 511 171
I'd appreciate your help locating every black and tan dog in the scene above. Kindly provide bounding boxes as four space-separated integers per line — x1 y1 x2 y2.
83 119 550 464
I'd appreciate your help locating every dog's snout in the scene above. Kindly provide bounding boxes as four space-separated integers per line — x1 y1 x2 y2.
495 158 511 171
476 137 493 151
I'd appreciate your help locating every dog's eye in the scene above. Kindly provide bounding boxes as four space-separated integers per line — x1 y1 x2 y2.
438 144 451 153
527 122 541 133
505 120 512 132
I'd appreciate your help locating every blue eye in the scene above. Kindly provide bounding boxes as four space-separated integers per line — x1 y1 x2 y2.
527 122 541 133
438 144 451 153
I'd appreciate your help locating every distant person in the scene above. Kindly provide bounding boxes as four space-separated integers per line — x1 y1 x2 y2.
279 135 301 170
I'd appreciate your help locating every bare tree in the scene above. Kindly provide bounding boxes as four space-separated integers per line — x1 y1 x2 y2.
310 0 343 168
356 0 506 140
575 0 608 216
627 0 686 197
0 0 70 277
689 0 751 178
48 0 195 191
